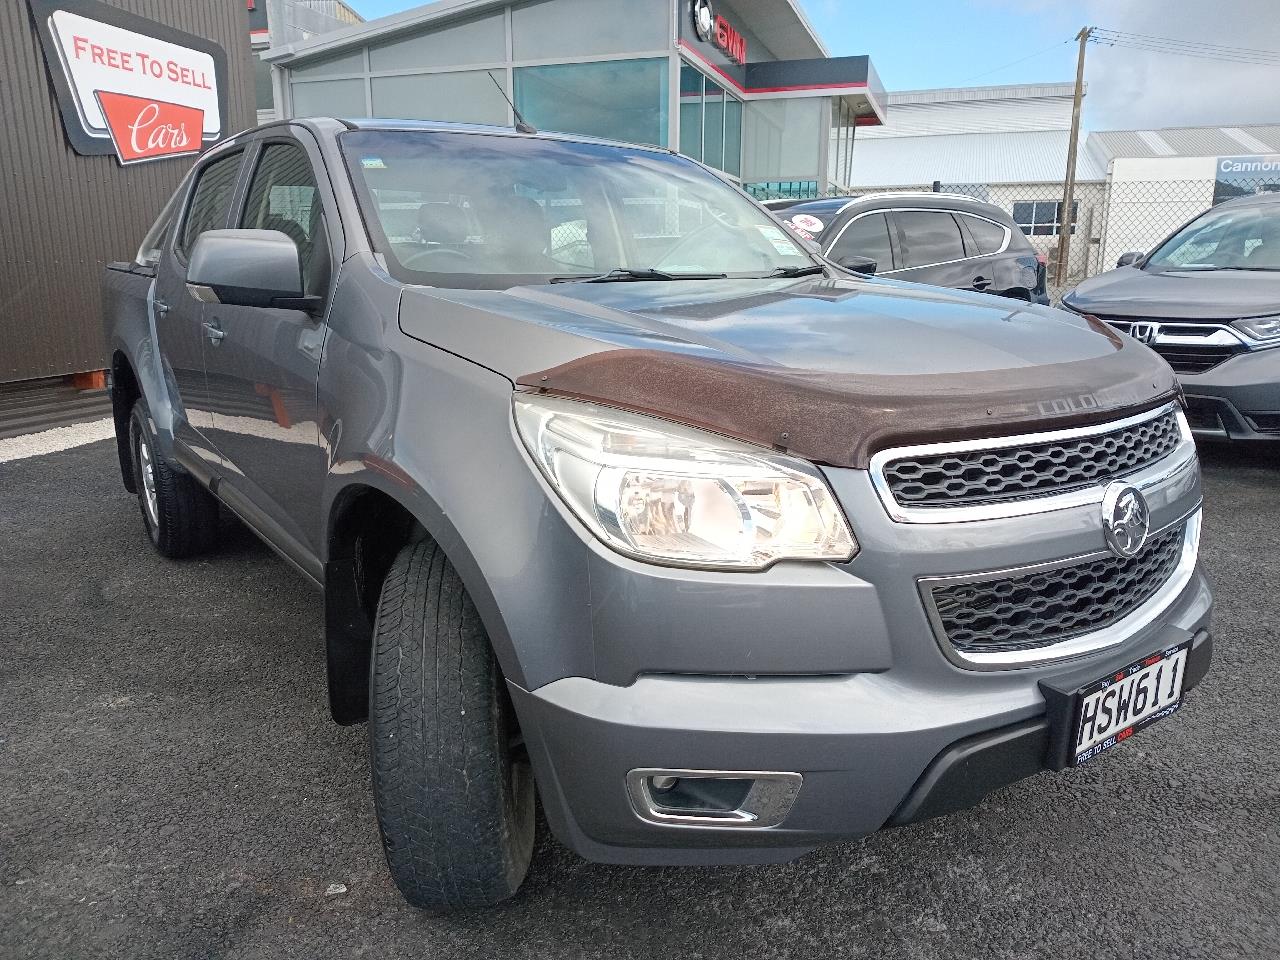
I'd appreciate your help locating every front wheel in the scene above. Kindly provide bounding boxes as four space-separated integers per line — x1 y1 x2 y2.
369 539 535 908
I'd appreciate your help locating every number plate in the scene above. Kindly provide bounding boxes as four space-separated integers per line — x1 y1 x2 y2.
1073 643 1189 764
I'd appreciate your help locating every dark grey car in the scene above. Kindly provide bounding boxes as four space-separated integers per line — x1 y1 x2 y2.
1063 192 1280 442
765 193 1049 304
103 119 1212 909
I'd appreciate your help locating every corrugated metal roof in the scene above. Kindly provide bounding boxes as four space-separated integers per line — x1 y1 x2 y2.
1086 125 1280 166
848 129 1105 188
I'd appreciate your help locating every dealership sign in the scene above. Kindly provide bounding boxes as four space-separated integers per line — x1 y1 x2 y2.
1213 154 1280 205
691 0 747 65
28 0 228 165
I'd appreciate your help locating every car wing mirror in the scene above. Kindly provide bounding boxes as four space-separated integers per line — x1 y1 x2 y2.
833 254 877 275
186 229 316 310
1116 251 1144 268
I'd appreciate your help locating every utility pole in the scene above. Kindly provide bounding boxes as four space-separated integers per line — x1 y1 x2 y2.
1055 26 1093 288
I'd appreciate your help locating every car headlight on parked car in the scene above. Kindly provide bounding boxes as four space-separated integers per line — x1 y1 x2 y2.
1232 315 1280 343
513 393 857 571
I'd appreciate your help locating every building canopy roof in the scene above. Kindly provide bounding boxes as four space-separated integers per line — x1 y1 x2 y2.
264 0 828 66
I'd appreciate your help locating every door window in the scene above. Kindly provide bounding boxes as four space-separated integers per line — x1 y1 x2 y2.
828 213 893 271
894 211 966 268
241 142 330 296
959 214 1008 255
179 151 243 259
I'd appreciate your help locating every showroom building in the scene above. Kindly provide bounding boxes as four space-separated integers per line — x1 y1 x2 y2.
261 0 886 198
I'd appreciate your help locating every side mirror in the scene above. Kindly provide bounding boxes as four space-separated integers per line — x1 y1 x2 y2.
1116 251 1144 268
187 229 312 309
833 254 877 275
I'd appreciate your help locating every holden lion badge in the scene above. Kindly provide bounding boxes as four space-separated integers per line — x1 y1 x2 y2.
1101 482 1151 559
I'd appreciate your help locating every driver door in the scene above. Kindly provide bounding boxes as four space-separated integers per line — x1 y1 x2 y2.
199 136 336 575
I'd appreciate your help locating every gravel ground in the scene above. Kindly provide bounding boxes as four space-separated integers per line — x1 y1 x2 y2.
1 438 1277 960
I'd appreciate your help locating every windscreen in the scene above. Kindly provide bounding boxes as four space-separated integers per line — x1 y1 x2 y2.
340 130 814 289
1145 203 1280 272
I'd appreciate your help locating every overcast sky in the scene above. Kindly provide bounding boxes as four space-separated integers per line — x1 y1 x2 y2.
345 0 1280 133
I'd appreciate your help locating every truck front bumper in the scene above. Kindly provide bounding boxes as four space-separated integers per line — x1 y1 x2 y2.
511 569 1213 866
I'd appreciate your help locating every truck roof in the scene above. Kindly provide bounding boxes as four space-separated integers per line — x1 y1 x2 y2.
238 116 676 156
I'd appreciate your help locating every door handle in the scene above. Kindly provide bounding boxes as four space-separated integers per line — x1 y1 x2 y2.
972 276 992 290
153 298 170 319
203 320 226 345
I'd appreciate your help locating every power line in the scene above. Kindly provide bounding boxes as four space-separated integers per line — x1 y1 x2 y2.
1092 40 1280 66
1093 29 1280 60
1093 38 1280 65
958 38 1072 83
1090 29 1280 66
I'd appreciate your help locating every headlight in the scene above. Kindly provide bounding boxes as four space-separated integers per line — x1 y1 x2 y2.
513 394 857 571
1232 315 1280 342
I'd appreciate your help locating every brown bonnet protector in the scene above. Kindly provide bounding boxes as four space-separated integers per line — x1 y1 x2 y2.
516 335 1179 469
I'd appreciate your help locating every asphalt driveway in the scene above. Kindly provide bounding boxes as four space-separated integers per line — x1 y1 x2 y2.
1 438 1277 960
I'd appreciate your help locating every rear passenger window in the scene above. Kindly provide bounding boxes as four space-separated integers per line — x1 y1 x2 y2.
179 151 243 259
960 215 1008 256
893 211 966 268
828 213 893 271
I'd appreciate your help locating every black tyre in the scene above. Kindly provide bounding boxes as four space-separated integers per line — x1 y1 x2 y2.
128 399 219 558
369 539 535 909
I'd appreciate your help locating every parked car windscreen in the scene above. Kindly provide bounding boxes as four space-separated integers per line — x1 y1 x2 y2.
1144 203 1280 272
340 130 814 289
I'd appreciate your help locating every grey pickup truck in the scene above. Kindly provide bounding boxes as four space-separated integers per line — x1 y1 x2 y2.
104 118 1213 909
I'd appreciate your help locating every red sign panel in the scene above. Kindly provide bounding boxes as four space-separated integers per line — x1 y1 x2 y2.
94 90 204 164
714 15 746 65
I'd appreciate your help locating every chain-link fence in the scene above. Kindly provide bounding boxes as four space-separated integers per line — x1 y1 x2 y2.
830 178 1280 301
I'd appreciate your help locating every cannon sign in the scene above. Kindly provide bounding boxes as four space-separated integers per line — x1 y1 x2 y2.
28 0 228 165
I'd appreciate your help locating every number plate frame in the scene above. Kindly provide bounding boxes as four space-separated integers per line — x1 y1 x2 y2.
1038 628 1210 771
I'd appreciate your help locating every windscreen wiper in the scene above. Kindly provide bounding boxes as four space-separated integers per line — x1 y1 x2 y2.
764 264 828 278
549 268 728 283
1169 265 1277 272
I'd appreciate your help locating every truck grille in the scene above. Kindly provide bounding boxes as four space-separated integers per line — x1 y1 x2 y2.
926 523 1186 655
880 408 1182 508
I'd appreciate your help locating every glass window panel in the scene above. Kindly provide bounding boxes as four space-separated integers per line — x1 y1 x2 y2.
828 213 892 271
371 71 509 125
368 14 505 71
960 214 1007 255
241 143 329 295
291 78 367 118
1013 200 1077 237
723 97 742 177
704 82 724 172
512 0 667 60
253 54 274 112
678 64 703 162
288 49 365 80
893 211 966 268
179 151 242 258
514 59 668 148
741 99 822 182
